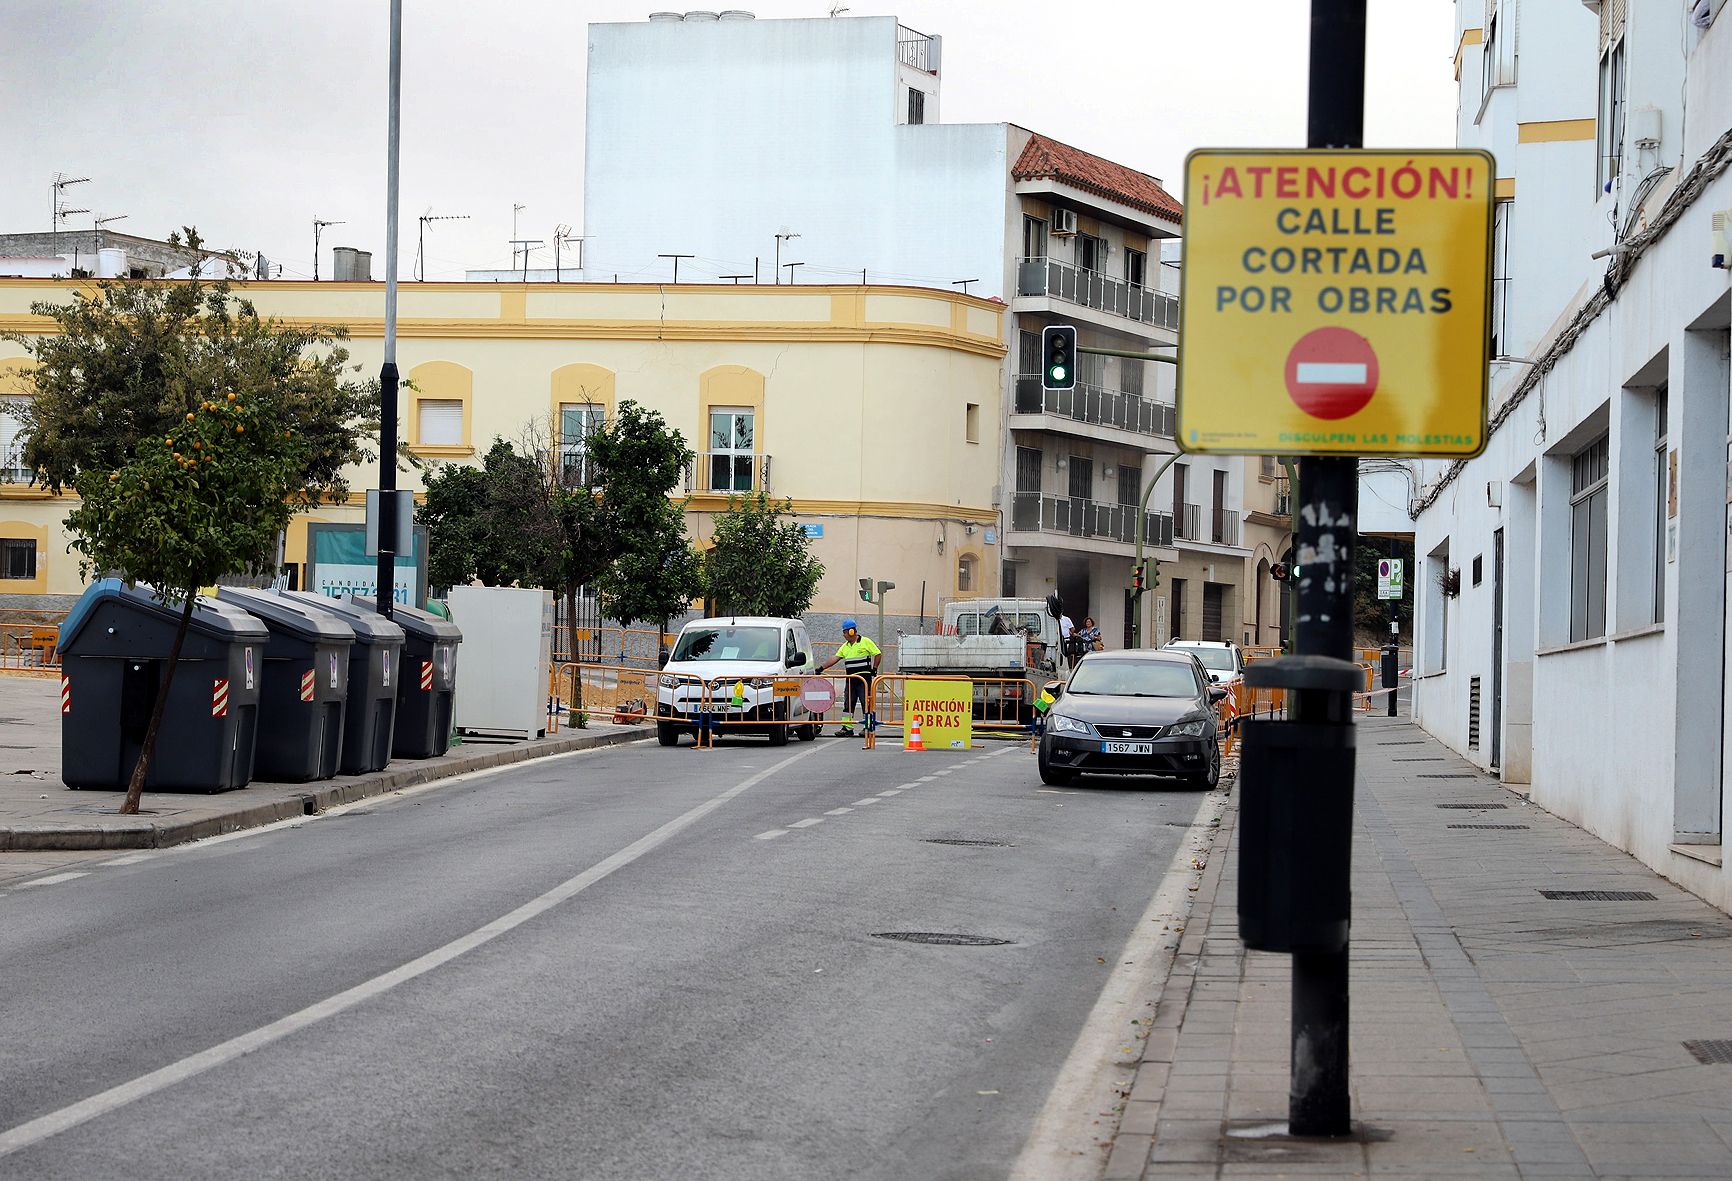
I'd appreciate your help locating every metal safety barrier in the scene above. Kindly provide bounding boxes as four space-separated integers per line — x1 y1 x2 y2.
867 674 1039 752
0 622 62 676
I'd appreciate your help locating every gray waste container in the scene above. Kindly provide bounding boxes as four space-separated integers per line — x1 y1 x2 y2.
288 593 405 775
352 597 462 758
218 589 354 783
59 579 267 792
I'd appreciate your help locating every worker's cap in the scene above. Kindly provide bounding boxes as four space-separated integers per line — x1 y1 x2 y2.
842 618 858 631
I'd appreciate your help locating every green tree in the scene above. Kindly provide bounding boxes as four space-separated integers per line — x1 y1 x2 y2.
1353 534 1414 638
589 402 699 640
702 492 824 618
418 438 572 592
8 231 378 813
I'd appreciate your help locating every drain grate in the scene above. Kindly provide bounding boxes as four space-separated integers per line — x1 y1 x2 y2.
1539 889 1657 901
872 931 1012 946
924 838 1012 848
1448 823 1529 830
1420 773 1481 779
1436 802 1508 809
1684 1040 1732 1065
1393 757 1445 762
1377 740 1426 746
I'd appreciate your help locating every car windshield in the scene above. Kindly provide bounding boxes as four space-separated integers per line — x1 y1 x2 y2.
671 625 782 662
1177 646 1236 672
1067 660 1200 698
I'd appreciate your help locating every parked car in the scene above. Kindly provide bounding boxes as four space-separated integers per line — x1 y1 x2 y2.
1163 639 1245 686
1037 649 1226 788
656 617 818 746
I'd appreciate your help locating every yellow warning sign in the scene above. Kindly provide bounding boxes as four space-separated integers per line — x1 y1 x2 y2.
904 678 973 751
1177 149 1494 458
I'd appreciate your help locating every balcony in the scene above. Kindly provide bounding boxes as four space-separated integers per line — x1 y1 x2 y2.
686 452 772 496
1016 257 1178 331
1174 503 1201 541
1010 493 1174 548
1013 375 1175 440
1175 502 1243 547
897 27 936 72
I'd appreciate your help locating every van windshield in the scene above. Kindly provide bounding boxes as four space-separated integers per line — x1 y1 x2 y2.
671 625 782 663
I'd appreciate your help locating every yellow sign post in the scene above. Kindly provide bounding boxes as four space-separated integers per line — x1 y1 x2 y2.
905 679 973 750
1177 149 1494 457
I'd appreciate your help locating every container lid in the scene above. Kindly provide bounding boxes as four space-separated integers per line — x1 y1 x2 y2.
285 592 407 644
60 578 271 650
217 587 355 646
349 596 463 643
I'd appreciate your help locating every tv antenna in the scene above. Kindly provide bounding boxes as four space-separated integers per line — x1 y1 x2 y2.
93 213 128 248
510 239 545 281
658 253 695 283
416 210 469 281
553 225 587 282
51 173 91 263
312 217 345 281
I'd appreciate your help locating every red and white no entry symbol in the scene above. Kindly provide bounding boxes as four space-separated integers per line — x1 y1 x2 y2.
1284 327 1380 420
801 679 836 713
1378 559 1392 578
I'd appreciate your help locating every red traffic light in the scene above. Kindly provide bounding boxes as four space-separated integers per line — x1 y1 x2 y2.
1271 562 1289 582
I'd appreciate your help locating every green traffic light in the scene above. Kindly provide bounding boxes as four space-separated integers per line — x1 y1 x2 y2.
1049 365 1067 382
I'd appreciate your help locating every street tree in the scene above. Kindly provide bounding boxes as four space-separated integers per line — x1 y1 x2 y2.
702 492 824 618
8 231 379 814
588 402 699 643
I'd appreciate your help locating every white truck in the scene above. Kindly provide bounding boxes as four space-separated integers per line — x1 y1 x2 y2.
896 598 1063 724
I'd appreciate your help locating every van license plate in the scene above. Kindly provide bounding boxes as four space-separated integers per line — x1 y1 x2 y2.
1103 741 1153 755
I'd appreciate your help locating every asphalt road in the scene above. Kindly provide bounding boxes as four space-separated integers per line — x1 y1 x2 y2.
0 732 1208 1180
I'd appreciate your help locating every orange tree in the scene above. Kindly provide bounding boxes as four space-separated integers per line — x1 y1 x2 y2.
8 234 377 812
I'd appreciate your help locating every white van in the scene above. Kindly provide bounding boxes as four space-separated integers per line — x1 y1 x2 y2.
656 616 818 747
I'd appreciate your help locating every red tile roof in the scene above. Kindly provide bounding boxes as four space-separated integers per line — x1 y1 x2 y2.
1011 133 1183 224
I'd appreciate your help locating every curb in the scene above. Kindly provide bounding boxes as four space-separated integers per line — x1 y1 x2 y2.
0 726 649 852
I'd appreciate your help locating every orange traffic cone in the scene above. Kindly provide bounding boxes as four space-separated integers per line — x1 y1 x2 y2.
905 715 926 752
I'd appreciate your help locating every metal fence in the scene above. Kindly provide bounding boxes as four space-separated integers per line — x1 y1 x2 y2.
1015 257 1179 331
1009 494 1174 547
1012 375 1175 438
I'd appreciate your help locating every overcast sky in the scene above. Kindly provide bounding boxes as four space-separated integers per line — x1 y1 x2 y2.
1 1 1458 282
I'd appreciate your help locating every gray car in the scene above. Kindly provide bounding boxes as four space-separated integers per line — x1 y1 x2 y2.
1037 649 1225 788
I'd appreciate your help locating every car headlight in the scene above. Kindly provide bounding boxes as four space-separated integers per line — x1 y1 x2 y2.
1166 719 1210 738
1050 714 1094 736
659 674 676 688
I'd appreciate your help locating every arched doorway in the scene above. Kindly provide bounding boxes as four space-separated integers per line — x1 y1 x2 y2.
1256 559 1270 644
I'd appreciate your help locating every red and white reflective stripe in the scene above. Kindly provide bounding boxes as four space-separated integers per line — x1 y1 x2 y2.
419 660 434 691
212 678 230 717
60 675 71 715
299 669 316 702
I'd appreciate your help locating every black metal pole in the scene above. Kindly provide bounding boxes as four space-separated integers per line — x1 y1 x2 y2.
375 0 402 622
1288 0 1366 1139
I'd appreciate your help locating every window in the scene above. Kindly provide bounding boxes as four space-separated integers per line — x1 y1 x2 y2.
1481 0 1518 98
0 396 27 483
1570 435 1610 641
1067 455 1093 501
1121 354 1145 397
1654 386 1669 623
1172 462 1188 521
965 402 980 444
1003 565 1017 597
1022 216 1048 261
416 399 463 447
907 86 925 125
1597 37 1626 192
559 403 605 486
708 408 756 492
1016 446 1043 493
957 553 976 593
1 538 36 581
1491 199 1512 358
1472 555 1483 586
1118 463 1141 506
1211 470 1228 543
1124 248 1148 288
1078 234 1106 273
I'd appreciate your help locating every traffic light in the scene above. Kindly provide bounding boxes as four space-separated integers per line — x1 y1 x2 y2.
1131 562 1145 591
858 577 874 603
1042 324 1077 391
1271 562 1288 582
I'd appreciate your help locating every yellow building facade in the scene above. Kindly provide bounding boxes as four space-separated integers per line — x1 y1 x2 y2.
0 280 1005 627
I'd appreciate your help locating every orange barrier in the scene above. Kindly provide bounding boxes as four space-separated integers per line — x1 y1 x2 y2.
869 674 1038 751
0 623 62 675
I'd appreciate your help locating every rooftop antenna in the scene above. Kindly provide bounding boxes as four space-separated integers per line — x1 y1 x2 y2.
951 278 979 295
416 209 469 281
93 213 128 250
774 230 800 285
510 239 545 281
658 253 695 283
783 261 805 283
553 225 587 282
312 217 345 281
719 273 752 285
829 2 849 14
51 173 91 264
512 203 527 265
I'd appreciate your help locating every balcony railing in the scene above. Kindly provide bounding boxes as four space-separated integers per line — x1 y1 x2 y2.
897 33 934 72
1013 375 1175 438
1016 257 1179 331
687 452 772 495
1174 503 1201 541
1212 512 1240 547
1010 493 1174 548
1176 503 1242 546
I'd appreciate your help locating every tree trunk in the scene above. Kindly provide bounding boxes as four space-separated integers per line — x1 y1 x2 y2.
564 585 583 712
119 594 196 815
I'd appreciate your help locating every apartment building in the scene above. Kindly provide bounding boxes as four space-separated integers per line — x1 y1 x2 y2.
1411 0 1732 909
583 12 1259 647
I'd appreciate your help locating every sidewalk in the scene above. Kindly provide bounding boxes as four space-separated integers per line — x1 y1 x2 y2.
1110 714 1732 1180
0 675 647 852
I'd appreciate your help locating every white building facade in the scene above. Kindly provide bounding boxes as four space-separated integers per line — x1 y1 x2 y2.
1413 0 1732 909
583 12 1261 646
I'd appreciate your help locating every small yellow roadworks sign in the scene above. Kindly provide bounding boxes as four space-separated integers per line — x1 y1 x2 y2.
1177 149 1494 458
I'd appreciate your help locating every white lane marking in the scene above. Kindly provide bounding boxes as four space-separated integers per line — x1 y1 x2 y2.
16 872 89 889
896 783 920 791
789 818 824 828
0 742 823 1159
754 830 789 840
824 807 854 816
877 789 903 797
1008 788 1231 1181
852 798 881 807
101 854 151 867
918 776 937 782
1295 361 1367 385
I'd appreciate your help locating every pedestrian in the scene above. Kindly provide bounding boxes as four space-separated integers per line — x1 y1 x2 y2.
1058 609 1079 669
1080 615 1103 652
816 618 881 737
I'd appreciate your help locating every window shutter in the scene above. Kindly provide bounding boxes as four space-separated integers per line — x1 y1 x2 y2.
417 398 463 446
0 397 26 480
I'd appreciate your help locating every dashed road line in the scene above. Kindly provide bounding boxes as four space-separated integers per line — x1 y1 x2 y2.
754 829 789 840
789 818 824 828
852 798 881 807
824 807 854 816
16 872 89 889
877 789 903 797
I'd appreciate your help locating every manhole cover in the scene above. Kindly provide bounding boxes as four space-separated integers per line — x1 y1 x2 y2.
1683 1040 1732 1065
872 931 1012 946
1420 773 1480 779
1539 889 1657 901
1448 823 1529 830
924 838 1012 847
1436 802 1508 809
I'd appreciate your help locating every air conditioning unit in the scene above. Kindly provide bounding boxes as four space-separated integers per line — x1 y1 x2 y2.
1050 208 1077 236
1712 208 1731 270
